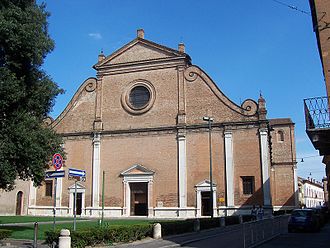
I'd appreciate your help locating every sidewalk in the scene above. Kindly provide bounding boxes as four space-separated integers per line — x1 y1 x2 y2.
111 224 242 248
0 239 48 248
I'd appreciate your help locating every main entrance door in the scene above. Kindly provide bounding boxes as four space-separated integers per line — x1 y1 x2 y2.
130 182 148 216
201 191 212 216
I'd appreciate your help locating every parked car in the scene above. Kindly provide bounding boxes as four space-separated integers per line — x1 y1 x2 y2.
288 209 320 232
310 207 326 227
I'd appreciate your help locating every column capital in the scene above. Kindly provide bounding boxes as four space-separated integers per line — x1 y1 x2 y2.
177 129 186 140
93 133 101 144
224 130 233 137
259 127 268 134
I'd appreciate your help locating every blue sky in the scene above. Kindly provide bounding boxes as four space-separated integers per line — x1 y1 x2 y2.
40 0 326 182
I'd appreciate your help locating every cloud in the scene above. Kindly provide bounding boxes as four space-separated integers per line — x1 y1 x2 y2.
88 33 102 40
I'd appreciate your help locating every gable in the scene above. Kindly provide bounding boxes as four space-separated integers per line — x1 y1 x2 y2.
120 164 155 176
195 180 217 188
68 183 85 190
94 38 189 69
110 43 172 64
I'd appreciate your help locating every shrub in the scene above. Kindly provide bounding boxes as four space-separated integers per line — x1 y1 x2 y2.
159 220 195 236
44 224 153 248
225 215 239 226
199 218 220 230
0 229 12 240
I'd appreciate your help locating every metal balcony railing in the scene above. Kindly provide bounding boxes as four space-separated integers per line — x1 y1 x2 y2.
304 96 330 130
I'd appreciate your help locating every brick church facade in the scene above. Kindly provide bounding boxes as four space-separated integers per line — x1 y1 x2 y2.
10 30 297 218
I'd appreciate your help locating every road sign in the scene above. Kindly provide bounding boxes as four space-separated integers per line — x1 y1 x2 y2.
68 168 86 177
45 170 65 179
52 153 63 170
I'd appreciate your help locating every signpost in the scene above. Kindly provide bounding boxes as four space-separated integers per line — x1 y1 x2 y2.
49 153 64 231
52 153 63 170
45 170 65 179
68 168 86 231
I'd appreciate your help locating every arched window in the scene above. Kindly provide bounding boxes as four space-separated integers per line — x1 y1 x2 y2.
277 130 284 142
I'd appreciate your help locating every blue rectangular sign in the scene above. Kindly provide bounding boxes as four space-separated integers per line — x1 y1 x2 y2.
45 170 65 178
68 168 86 177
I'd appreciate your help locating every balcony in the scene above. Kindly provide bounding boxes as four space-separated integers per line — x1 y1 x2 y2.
304 96 330 155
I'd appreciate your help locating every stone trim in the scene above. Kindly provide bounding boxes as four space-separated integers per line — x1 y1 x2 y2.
121 80 156 115
184 65 258 117
178 131 187 209
224 131 234 207
259 128 271 206
51 78 97 129
92 133 101 209
68 183 86 216
195 180 217 217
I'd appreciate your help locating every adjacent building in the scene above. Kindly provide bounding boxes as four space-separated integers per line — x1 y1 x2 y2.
2 30 298 217
305 0 330 208
298 177 324 208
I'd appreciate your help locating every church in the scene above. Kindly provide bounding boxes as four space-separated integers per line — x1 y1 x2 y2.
5 30 298 218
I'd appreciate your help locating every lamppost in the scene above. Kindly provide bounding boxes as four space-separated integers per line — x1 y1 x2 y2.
203 116 214 218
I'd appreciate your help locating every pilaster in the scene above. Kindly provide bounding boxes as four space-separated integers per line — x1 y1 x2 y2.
259 128 271 206
224 131 234 207
178 129 187 209
177 66 186 126
148 180 154 217
56 178 62 207
28 181 37 207
293 164 299 207
92 133 101 209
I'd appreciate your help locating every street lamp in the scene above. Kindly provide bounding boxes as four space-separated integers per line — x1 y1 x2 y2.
203 116 214 218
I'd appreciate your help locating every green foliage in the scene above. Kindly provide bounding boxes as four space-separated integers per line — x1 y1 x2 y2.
44 224 153 248
0 229 13 240
44 229 60 246
159 220 195 236
0 0 64 189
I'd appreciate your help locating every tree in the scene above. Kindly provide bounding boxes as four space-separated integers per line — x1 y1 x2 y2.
0 0 64 190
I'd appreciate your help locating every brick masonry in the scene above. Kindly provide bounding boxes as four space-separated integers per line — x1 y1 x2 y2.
23 31 298 217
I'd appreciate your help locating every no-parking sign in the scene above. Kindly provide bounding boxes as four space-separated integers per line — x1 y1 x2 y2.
52 153 63 170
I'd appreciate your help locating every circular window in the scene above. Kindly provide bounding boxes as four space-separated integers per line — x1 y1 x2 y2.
129 86 150 109
121 80 156 115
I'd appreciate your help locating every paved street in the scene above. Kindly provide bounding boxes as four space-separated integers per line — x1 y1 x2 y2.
181 222 330 248
258 222 330 248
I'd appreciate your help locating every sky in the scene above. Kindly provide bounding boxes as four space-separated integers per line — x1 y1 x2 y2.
40 0 326 182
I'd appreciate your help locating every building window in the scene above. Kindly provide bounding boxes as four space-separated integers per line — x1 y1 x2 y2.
241 176 254 195
277 130 284 142
121 80 156 115
45 180 53 197
129 86 150 109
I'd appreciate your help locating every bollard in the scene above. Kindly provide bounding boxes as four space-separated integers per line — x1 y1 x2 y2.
33 222 38 248
193 219 200 232
220 217 226 227
153 223 162 239
58 229 71 248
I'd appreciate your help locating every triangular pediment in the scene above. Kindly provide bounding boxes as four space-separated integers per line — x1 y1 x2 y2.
120 164 155 176
68 183 85 190
195 180 217 188
94 38 188 69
